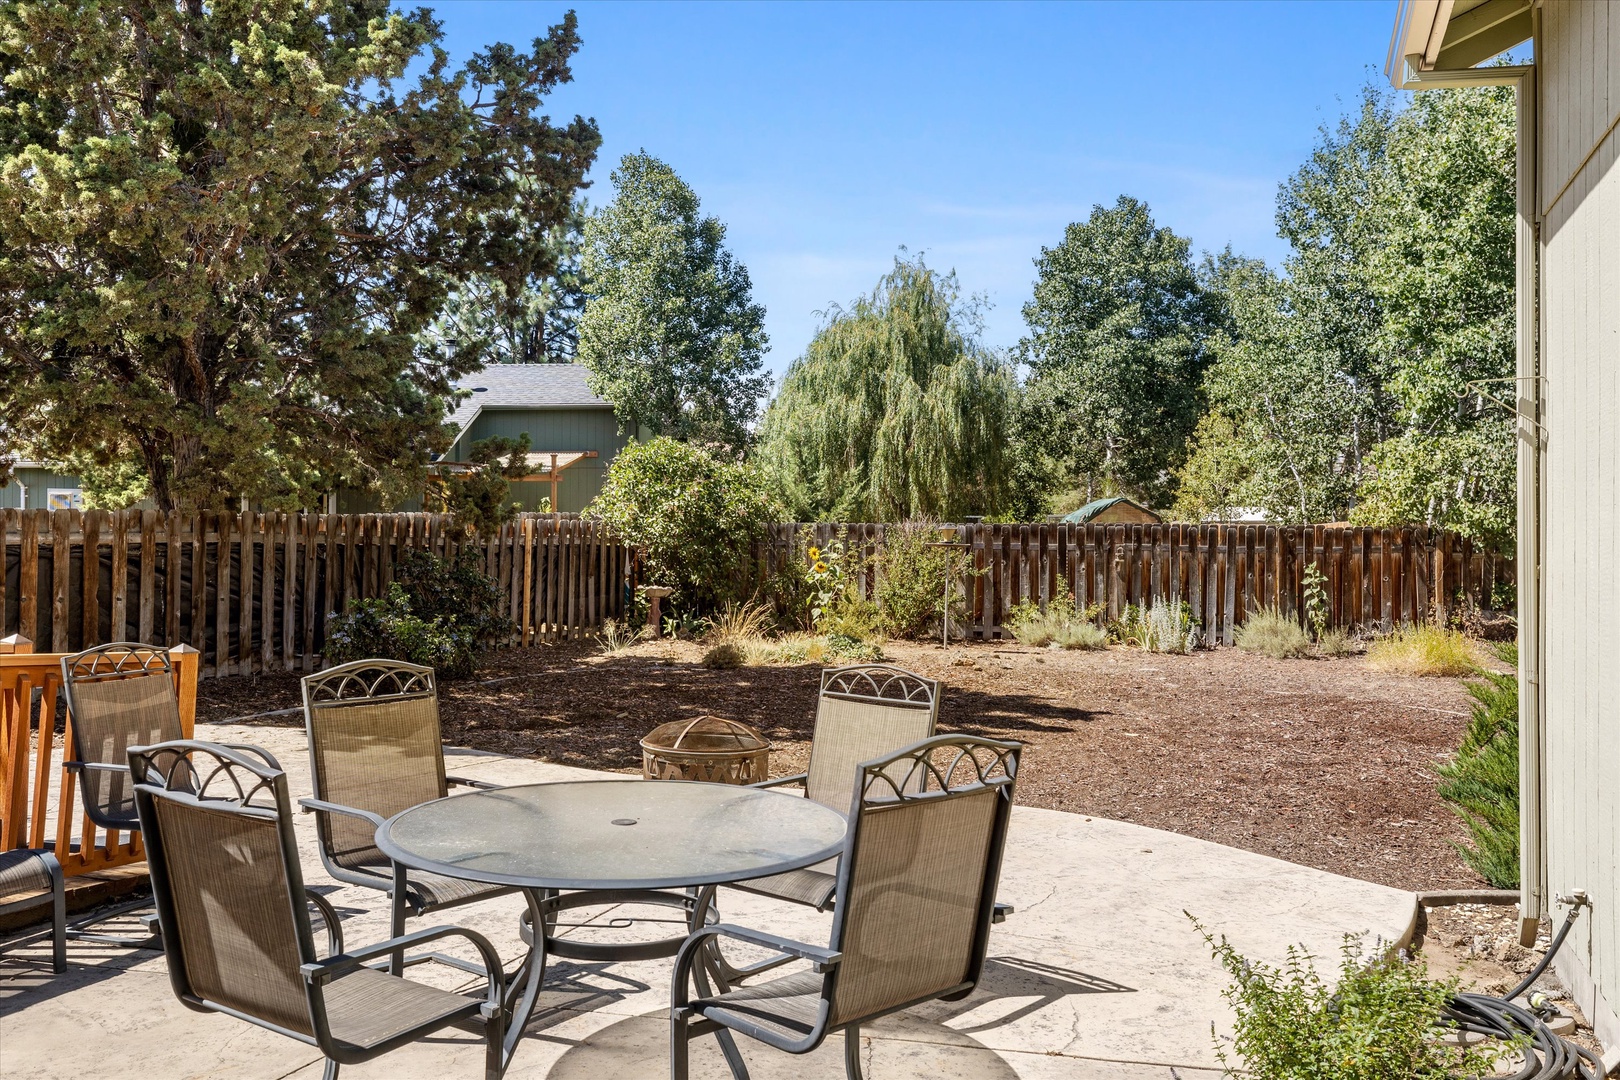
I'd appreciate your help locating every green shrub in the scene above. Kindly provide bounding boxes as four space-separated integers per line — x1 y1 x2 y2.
1194 920 1505 1080
1234 608 1312 659
1366 625 1480 677
1436 643 1519 887
874 521 975 639
393 548 511 652
587 436 778 617
1112 599 1197 653
325 549 510 678
1006 581 1107 650
1316 627 1357 657
701 641 745 669
326 584 479 677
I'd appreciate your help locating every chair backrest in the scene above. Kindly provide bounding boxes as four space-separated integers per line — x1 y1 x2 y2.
130 740 319 1038
61 644 185 827
803 665 941 814
301 660 446 871
825 734 1020 1028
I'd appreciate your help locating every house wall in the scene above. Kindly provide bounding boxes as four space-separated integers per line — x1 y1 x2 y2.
0 467 88 509
1537 0 1620 1049
452 406 631 513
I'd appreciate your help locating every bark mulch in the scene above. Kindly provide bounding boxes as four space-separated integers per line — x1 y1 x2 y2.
196 638 1489 894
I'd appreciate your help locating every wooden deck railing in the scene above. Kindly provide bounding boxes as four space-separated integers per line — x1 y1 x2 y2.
0 637 198 876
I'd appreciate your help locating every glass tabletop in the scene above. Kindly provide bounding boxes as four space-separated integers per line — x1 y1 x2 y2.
375 779 849 891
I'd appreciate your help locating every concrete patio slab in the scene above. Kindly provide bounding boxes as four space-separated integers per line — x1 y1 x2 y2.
0 722 1416 1079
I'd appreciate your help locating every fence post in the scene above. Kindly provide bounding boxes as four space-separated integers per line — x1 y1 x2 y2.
170 643 199 737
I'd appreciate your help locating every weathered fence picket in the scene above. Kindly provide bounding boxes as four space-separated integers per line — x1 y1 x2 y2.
756 522 1514 640
0 511 630 677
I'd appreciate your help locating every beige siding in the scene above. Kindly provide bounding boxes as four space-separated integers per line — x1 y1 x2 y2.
1538 0 1620 1046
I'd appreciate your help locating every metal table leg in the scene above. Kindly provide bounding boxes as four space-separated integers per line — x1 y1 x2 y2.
497 888 550 1074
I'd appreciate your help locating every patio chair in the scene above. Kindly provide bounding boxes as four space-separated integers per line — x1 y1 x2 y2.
300 659 513 974
671 733 1022 1080
130 739 506 1080
737 664 941 913
59 642 193 947
0 848 66 973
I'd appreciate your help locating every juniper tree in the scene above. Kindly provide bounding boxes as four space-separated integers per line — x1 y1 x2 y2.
757 255 1016 522
0 0 600 511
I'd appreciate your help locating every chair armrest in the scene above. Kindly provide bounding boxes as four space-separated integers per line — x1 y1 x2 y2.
749 772 808 791
218 743 284 771
298 798 386 829
302 924 505 1012
446 775 500 791
689 923 841 971
63 760 129 775
992 901 1014 924
305 888 344 956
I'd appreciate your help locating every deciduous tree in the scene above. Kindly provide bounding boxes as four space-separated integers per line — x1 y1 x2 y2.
757 255 1016 522
577 152 768 449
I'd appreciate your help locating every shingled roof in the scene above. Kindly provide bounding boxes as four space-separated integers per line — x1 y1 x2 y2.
445 364 610 449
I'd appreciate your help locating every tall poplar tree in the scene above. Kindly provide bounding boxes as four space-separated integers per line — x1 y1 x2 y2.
577 152 768 449
0 1 600 511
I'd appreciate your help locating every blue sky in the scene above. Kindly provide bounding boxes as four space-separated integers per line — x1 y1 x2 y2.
432 1 1403 375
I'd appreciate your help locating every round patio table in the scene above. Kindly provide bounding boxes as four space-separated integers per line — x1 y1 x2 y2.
375 779 848 1072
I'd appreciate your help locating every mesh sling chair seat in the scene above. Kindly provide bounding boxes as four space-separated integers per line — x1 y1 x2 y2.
130 740 507 1080
737 665 942 915
300 660 514 971
59 643 203 948
0 848 66 973
671 734 1022 1080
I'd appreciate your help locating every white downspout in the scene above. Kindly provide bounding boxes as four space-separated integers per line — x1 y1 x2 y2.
1513 59 1546 947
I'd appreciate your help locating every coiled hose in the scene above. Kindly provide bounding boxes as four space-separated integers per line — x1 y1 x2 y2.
1440 898 1607 1079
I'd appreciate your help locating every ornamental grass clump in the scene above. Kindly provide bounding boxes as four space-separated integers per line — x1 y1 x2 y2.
1367 625 1480 677
1006 581 1107 651
1234 609 1312 659
1192 919 1506 1080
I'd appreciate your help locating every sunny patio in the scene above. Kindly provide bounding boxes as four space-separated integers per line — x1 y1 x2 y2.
0 716 1415 1080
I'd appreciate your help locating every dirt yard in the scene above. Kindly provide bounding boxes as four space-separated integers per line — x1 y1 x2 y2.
197 637 1489 893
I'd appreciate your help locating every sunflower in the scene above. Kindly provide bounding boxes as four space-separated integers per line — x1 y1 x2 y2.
807 546 821 560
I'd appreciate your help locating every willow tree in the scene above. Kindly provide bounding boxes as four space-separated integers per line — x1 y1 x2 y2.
758 256 1015 522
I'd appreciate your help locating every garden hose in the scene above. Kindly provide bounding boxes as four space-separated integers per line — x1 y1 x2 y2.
1440 896 1606 1079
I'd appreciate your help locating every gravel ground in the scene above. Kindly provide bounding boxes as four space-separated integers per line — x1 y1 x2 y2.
198 635 1493 893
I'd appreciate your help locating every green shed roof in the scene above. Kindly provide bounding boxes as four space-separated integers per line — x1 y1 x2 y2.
1061 497 1152 523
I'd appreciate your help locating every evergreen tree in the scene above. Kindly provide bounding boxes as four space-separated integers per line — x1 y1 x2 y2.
0 2 599 512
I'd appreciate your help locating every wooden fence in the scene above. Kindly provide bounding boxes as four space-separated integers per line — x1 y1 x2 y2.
0 510 631 678
0 639 199 876
758 523 1514 644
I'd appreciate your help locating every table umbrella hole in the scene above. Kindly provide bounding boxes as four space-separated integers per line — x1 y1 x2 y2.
611 818 638 826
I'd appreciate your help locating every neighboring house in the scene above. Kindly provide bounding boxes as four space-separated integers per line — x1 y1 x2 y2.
435 363 631 514
1059 497 1162 525
9 365 632 517
1387 0 1619 1055
0 461 88 510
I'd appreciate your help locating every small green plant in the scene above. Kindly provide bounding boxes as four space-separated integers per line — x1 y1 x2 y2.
1234 608 1312 659
1006 580 1107 650
701 641 746 669
1111 598 1197 653
873 521 977 640
325 549 511 678
663 610 709 639
1192 918 1508 1080
326 584 479 677
1366 625 1479 677
1316 627 1357 657
1301 563 1330 641
598 618 638 654
1436 643 1519 887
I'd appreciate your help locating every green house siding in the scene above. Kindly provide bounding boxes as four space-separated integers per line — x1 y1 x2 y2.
2 467 89 510
451 406 630 513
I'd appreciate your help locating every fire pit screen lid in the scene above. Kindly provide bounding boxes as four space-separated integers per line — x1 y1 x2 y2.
640 715 769 755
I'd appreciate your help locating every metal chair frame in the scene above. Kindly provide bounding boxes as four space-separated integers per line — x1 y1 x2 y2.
131 739 506 1080
300 659 511 975
672 734 1022 1080
0 848 66 973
